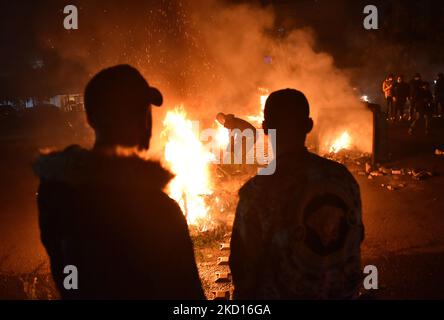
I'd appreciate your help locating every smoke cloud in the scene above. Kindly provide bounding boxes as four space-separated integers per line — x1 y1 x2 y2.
36 0 373 154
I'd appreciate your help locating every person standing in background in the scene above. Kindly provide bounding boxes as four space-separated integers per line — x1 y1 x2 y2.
382 74 395 120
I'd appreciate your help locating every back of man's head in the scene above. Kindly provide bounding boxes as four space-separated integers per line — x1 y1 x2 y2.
263 89 313 150
264 88 311 129
84 65 162 149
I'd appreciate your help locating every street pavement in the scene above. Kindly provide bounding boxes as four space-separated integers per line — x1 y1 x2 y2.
1 120 444 299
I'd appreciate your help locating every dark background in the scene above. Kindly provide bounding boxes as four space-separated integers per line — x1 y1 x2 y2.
1 0 443 101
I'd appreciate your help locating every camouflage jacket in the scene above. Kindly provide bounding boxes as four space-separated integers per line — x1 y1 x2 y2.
230 149 364 299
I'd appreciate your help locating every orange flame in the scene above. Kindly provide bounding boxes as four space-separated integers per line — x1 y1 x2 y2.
329 131 351 153
162 107 214 228
247 88 268 125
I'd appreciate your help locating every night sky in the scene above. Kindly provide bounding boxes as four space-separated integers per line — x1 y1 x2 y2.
1 0 443 100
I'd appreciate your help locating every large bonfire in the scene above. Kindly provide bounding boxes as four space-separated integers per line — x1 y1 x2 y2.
160 92 358 229
161 107 215 228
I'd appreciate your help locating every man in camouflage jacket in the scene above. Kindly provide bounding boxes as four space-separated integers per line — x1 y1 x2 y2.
230 89 364 299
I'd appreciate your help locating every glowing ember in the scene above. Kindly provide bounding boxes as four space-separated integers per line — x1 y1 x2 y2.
162 107 214 227
329 131 351 153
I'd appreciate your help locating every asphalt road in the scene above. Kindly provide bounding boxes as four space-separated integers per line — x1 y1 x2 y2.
1 119 444 299
358 120 444 299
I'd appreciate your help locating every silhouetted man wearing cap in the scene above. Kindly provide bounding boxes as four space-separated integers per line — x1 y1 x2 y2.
230 89 364 299
34 65 204 299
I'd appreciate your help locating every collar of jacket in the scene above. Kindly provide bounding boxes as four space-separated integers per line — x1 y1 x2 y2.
33 145 174 190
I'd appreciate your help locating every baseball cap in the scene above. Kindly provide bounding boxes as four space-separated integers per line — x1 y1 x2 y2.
84 64 162 129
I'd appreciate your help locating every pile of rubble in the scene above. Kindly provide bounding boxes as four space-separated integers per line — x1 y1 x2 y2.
357 162 434 191
323 148 440 191
323 150 372 166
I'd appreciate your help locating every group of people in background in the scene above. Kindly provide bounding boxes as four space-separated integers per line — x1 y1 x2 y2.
382 72 444 135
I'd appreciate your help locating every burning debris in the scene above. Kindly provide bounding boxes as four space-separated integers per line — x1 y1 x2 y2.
161 100 372 231
162 107 215 229
323 148 372 166
161 105 257 231
329 131 351 153
160 91 374 231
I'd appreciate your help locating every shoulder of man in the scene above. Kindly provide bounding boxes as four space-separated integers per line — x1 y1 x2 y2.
238 173 267 199
317 152 357 176
235 174 270 223
305 153 361 199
